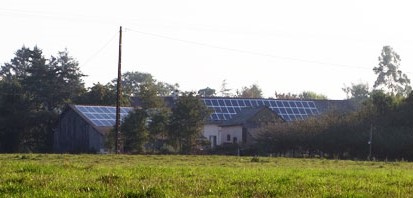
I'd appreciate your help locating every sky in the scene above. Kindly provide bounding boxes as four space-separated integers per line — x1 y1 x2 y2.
1 0 413 99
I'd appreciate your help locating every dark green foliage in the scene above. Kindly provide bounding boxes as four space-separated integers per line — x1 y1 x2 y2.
168 92 210 154
0 46 85 152
77 83 116 106
237 84 263 98
198 87 216 97
275 91 327 100
256 93 413 160
115 80 171 153
121 109 149 153
115 71 179 97
343 82 370 101
298 91 328 100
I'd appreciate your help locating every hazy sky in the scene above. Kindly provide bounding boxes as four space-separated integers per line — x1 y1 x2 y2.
1 0 413 99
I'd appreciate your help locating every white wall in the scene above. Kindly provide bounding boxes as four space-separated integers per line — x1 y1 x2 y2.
220 126 243 144
202 124 243 147
202 124 221 147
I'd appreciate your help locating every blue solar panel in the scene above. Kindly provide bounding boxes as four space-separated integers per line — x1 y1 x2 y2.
75 105 134 127
204 99 212 106
200 98 319 122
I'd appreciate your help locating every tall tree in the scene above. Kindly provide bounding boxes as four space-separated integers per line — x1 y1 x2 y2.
0 79 30 152
138 81 170 151
113 71 179 97
118 71 154 96
198 87 216 97
121 109 149 153
0 46 85 152
373 46 411 96
219 79 232 97
77 83 116 106
342 83 370 101
156 82 180 97
0 46 36 80
237 84 263 98
168 92 210 153
117 81 170 153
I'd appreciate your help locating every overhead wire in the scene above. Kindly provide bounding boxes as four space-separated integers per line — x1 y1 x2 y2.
1 7 411 74
80 31 118 68
124 27 377 72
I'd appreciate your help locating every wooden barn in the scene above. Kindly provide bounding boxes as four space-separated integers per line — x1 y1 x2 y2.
53 105 133 153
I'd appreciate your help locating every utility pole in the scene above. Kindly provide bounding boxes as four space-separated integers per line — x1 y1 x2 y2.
368 123 373 160
115 26 122 154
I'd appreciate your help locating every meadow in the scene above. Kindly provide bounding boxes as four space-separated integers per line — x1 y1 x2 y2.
1 154 413 197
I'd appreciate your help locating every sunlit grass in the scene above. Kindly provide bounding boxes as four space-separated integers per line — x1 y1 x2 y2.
1 154 413 197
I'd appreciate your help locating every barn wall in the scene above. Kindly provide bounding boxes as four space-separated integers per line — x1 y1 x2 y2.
88 127 106 153
54 109 103 153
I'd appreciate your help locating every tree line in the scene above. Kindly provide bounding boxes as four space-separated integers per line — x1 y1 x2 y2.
254 46 413 160
1 45 411 159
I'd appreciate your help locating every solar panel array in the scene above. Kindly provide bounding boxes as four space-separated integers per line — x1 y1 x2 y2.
202 98 319 121
74 105 134 127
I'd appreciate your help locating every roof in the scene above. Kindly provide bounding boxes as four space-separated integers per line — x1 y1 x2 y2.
63 105 134 135
221 106 282 126
131 96 356 123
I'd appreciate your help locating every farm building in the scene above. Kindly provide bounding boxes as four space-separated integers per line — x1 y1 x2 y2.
53 105 133 153
54 97 355 153
197 97 354 147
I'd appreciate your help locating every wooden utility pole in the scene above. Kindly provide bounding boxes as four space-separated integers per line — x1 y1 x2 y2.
115 26 122 154
368 123 373 160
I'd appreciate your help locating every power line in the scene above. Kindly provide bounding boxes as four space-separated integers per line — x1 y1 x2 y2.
124 27 376 72
80 32 118 68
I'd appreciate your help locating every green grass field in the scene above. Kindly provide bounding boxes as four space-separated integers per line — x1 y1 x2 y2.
1 154 413 197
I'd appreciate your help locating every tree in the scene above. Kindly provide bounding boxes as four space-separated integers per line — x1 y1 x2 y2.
0 46 85 152
113 71 179 97
219 79 232 97
342 83 370 100
373 46 412 96
138 82 165 109
198 87 216 97
0 46 36 81
23 49 85 111
121 108 149 153
47 50 86 109
77 83 116 106
0 79 30 152
299 91 328 100
138 81 170 151
147 108 170 152
274 91 299 99
156 82 179 97
118 71 154 96
168 92 210 153
117 81 170 153
237 84 263 98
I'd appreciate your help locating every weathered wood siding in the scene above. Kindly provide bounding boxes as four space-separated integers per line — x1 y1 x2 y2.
54 108 104 153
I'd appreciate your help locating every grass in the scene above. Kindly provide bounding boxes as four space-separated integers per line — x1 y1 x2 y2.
1 154 413 197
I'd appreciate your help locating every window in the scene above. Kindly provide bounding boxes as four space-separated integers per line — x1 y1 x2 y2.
233 137 238 143
227 134 231 141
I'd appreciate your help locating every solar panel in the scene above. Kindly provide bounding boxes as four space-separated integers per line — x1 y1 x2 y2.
75 105 134 127
200 98 320 122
